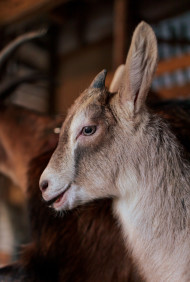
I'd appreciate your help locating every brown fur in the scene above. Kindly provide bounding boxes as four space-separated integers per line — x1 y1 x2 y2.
0 104 61 191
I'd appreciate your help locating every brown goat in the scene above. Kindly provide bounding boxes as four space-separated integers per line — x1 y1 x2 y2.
0 104 61 191
0 28 51 191
40 22 190 281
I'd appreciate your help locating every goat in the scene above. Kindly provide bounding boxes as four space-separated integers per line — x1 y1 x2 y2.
1 100 190 282
0 38 138 280
40 22 190 281
0 28 52 190
0 104 139 281
1 25 190 281
0 30 141 280
0 25 54 192
0 27 50 267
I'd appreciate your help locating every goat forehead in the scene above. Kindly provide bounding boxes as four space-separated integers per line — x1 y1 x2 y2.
70 103 104 134
60 88 109 142
70 111 87 135
64 98 104 132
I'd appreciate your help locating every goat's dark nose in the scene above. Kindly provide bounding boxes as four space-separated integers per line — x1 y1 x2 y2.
40 180 49 192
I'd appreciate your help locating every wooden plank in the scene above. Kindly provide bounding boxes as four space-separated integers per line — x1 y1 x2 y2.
0 0 67 26
157 83 190 99
156 54 190 77
112 0 127 69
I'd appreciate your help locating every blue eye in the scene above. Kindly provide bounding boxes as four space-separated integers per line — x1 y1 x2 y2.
82 126 96 136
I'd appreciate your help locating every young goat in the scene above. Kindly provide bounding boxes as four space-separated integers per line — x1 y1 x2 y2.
1 100 189 282
0 107 138 281
40 22 190 281
0 33 138 280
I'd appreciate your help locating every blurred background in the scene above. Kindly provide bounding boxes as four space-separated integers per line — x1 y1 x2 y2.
0 0 190 267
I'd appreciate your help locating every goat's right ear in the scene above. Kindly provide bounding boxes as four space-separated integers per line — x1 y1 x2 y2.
119 22 158 114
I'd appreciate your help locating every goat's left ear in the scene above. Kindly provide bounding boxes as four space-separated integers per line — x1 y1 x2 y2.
120 22 158 114
109 64 125 93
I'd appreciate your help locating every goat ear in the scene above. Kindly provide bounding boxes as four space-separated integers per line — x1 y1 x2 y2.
120 22 158 114
109 65 125 93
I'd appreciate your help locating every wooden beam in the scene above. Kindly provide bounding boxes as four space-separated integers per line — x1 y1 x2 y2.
157 83 190 99
0 0 67 26
156 54 190 77
112 0 127 69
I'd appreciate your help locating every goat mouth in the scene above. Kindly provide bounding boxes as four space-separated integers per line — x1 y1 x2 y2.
45 184 71 207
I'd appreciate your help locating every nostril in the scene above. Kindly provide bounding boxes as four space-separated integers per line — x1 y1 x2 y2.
40 180 49 192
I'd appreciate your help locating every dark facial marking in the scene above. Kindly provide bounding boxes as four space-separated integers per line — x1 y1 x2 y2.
73 143 106 181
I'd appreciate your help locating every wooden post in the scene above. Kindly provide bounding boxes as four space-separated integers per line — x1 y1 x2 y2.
112 0 127 69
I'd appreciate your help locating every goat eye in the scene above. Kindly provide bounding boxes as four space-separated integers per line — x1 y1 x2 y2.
82 126 96 136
